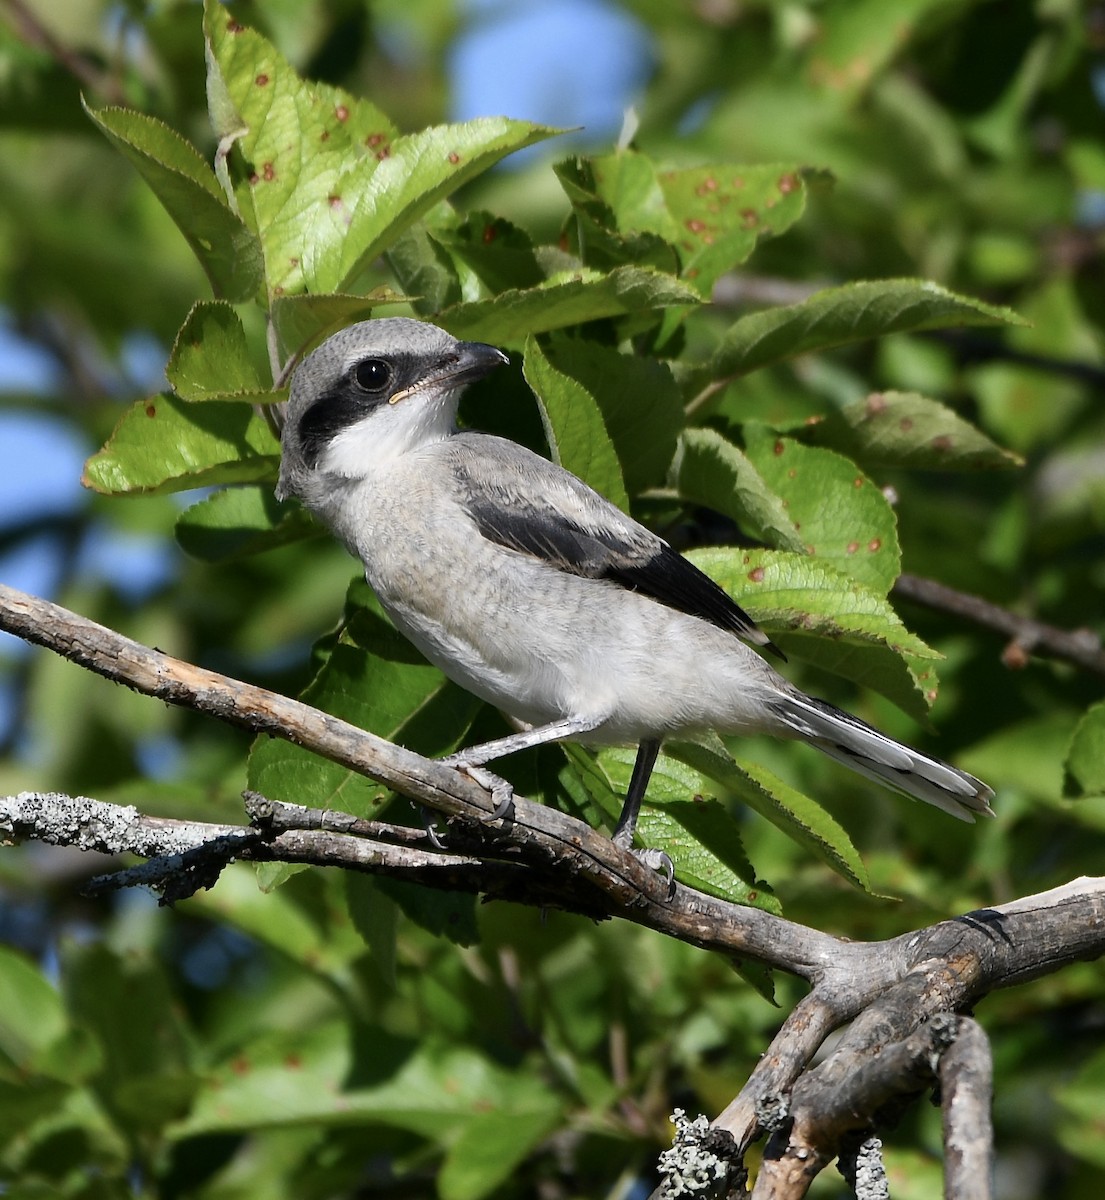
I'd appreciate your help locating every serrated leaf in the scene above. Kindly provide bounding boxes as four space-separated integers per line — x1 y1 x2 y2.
166 302 263 400
247 595 481 818
697 278 1024 398
670 739 874 893
570 746 780 911
175 487 318 561
83 100 262 302
554 155 681 275
386 210 466 316
672 428 806 552
556 153 815 294
801 390 1023 470
205 4 563 297
203 0 397 296
687 547 938 721
541 341 683 493
744 428 900 593
82 394 279 496
270 289 407 361
438 266 700 345
523 338 628 510
655 161 814 294
1064 702 1105 798
319 119 564 293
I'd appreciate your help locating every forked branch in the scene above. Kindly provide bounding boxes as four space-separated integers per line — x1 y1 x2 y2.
2 582 1103 1198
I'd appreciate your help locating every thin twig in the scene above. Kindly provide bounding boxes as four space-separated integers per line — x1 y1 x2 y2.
1 0 126 103
893 573 1105 678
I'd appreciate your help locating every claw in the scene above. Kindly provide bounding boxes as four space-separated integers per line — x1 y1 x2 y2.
613 828 675 896
417 804 448 849
633 847 675 895
442 757 515 824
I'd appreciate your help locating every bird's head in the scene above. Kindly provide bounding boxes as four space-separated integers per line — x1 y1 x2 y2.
277 318 507 502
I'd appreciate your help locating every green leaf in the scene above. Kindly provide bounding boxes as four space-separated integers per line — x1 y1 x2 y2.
204 2 561 296
1065 702 1105 798
583 746 780 911
344 876 394 988
375 878 480 948
0 947 67 1072
801 390 1023 471
63 943 198 1133
810 0 962 99
438 266 700 345
188 865 366 975
540 340 684 493
652 161 815 294
440 1104 564 1200
173 1026 557 1142
247 595 482 819
436 211 547 294
175 487 318 561
82 394 279 496
699 278 1024 394
320 119 564 293
270 288 407 361
522 338 629 510
554 155 681 275
670 739 874 893
672 428 806 553
687 547 938 721
556 153 816 293
203 0 395 296
743 428 901 593
82 101 262 302
165 302 263 400
386 211 466 316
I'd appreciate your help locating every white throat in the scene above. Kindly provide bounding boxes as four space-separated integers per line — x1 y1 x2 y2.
319 391 459 480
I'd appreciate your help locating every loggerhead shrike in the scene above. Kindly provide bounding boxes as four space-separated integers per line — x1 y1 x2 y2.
277 318 993 875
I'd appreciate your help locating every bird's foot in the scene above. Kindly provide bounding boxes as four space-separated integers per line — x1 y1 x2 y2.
612 830 675 895
440 755 515 823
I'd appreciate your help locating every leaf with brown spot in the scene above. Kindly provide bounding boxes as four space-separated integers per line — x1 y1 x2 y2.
799 390 1022 471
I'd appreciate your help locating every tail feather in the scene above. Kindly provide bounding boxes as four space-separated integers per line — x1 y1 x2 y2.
772 694 994 823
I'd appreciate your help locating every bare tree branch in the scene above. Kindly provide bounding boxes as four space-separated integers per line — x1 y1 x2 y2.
3 582 1104 1198
893 573 1105 679
941 1018 994 1200
0 584 841 973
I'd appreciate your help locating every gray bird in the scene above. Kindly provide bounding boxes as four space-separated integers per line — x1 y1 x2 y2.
277 318 993 876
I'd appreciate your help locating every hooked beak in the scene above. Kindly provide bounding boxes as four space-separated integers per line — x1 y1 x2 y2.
447 341 509 386
389 341 508 405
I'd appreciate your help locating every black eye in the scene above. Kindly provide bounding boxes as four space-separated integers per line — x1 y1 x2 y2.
353 358 392 393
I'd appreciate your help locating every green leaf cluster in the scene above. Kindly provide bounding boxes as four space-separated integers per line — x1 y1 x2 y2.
3 0 1105 1195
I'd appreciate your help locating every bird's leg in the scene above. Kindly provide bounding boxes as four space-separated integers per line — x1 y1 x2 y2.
441 714 607 823
611 739 673 889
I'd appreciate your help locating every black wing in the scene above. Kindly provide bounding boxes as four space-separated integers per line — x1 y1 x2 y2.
450 437 783 659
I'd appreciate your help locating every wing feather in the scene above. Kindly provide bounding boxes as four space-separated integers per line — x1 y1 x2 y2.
447 434 783 658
